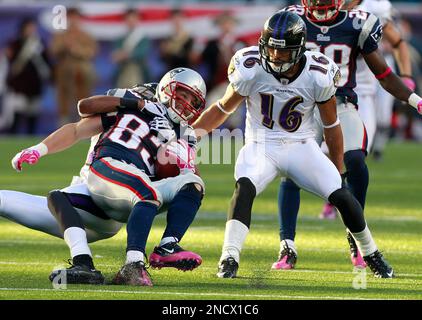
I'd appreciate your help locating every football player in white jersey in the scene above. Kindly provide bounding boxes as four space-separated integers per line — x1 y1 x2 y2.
344 0 414 162
193 11 394 278
2 71 206 285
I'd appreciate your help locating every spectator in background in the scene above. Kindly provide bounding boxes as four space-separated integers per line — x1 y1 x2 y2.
201 11 245 130
159 9 195 72
3 18 50 134
50 7 97 125
111 8 151 88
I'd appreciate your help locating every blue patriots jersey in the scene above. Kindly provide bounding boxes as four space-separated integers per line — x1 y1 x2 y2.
282 6 383 106
94 88 168 177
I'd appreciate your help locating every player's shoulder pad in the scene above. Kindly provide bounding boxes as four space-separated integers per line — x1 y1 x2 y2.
305 51 340 89
228 46 261 84
357 12 382 50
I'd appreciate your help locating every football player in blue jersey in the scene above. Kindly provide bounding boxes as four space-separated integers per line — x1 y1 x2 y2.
3 68 207 286
273 0 422 272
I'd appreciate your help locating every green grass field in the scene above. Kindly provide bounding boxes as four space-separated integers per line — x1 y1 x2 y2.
0 137 421 300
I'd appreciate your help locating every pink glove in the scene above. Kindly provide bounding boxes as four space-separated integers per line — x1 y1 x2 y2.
11 149 41 172
166 139 196 172
402 77 416 91
418 100 422 114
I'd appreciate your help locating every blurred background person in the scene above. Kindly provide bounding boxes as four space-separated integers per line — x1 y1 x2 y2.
111 8 151 88
159 8 195 73
200 11 245 130
50 7 97 125
3 18 50 135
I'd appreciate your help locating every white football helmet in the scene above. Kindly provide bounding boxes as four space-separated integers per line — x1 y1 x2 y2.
157 67 206 124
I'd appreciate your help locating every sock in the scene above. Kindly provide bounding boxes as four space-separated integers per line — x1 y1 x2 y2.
344 150 369 209
126 201 158 254
159 236 178 247
126 250 145 264
278 179 300 241
63 227 92 258
220 219 249 263
281 239 297 255
349 226 378 257
162 183 202 241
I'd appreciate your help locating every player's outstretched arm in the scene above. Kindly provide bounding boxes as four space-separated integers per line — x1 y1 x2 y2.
363 50 422 113
192 84 244 138
11 116 103 172
383 22 414 89
77 95 145 118
317 96 344 173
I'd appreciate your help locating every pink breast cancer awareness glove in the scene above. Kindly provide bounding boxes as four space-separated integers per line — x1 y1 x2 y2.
11 149 41 172
402 77 416 91
418 100 422 114
166 139 196 173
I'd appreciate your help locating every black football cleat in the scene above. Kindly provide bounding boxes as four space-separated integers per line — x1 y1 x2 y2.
363 250 394 278
216 257 239 278
49 260 104 285
112 261 153 286
149 242 202 271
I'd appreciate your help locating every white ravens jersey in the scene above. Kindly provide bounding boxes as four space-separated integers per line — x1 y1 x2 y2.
228 46 339 143
355 0 393 95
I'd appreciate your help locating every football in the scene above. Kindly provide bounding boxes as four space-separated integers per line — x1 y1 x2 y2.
154 144 201 179
155 144 180 179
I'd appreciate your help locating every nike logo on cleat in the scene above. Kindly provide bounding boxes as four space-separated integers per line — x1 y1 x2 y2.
161 247 175 254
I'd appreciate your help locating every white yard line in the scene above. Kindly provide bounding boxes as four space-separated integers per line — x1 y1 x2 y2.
0 261 421 278
0 287 390 300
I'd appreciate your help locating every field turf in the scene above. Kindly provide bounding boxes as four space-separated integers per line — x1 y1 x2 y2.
0 137 421 300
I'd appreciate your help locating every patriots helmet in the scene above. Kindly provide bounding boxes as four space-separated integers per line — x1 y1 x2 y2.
157 68 206 124
302 0 344 22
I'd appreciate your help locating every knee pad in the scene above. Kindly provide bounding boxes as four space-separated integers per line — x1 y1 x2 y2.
328 188 365 232
228 177 256 228
47 190 84 233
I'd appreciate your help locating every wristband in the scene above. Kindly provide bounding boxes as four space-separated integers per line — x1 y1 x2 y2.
120 97 140 109
216 101 233 115
408 93 422 109
375 67 392 80
31 143 48 157
323 117 340 129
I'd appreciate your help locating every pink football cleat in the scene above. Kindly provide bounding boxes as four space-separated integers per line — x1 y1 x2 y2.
271 244 297 270
346 232 367 268
319 202 338 220
149 242 202 271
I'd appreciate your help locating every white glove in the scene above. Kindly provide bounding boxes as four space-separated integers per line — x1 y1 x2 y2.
149 117 176 143
166 139 196 172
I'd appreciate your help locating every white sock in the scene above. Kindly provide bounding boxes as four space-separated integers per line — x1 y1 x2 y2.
281 239 297 255
159 236 178 247
63 227 92 258
126 250 144 264
349 226 378 257
220 219 249 264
